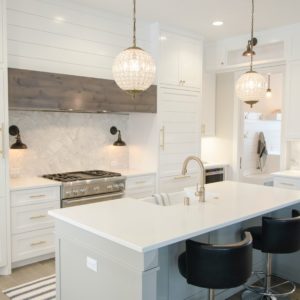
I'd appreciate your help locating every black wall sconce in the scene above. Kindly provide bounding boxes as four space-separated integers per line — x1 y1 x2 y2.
9 125 27 149
242 37 257 57
110 126 126 146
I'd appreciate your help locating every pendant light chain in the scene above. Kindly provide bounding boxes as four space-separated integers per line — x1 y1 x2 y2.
250 0 254 71
133 0 136 47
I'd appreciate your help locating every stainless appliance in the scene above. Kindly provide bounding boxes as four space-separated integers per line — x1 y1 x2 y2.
205 167 225 184
43 170 126 208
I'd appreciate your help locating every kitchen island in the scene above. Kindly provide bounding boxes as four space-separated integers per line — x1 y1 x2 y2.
49 181 300 300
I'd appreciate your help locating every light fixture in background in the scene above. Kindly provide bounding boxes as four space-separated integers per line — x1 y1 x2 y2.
242 38 257 56
110 126 126 146
266 74 272 98
212 21 224 26
9 125 27 149
235 0 266 108
112 0 156 97
53 16 65 24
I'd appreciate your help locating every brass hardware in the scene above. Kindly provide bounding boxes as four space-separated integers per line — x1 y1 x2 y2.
0 123 4 158
279 182 294 187
201 124 206 135
30 194 46 199
30 215 47 220
135 181 146 185
30 241 47 247
174 175 191 180
160 126 165 150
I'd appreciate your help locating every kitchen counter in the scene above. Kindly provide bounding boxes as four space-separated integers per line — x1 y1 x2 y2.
113 169 156 177
10 176 61 191
49 181 300 253
272 170 300 179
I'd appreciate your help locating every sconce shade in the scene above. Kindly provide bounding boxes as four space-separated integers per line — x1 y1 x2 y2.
110 126 126 146
9 125 27 149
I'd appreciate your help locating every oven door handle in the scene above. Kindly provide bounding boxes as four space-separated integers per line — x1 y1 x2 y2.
63 192 124 206
205 171 224 176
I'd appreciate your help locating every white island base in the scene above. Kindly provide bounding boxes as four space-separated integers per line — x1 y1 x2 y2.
49 181 300 300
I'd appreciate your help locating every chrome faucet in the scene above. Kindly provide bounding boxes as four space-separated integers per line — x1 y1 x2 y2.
181 156 206 202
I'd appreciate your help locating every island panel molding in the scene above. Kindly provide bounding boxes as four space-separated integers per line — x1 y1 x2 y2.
8 68 157 114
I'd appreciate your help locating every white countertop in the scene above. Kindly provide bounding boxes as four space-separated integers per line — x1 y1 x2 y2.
272 170 300 179
49 181 300 253
203 162 228 169
10 177 61 191
113 169 156 177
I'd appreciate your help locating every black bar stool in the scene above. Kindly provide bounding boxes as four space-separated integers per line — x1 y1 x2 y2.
178 232 253 300
243 209 300 298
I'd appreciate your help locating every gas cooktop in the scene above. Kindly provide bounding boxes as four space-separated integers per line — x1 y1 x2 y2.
43 170 122 182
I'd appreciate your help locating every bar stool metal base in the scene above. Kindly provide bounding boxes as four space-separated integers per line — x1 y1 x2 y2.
244 254 296 299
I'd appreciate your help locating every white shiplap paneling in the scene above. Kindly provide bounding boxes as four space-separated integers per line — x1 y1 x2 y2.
7 0 152 79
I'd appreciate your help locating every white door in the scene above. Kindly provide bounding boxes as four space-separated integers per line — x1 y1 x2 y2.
159 32 180 87
179 38 202 89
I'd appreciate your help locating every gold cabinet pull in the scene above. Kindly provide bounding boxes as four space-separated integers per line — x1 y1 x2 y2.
30 241 47 247
174 175 191 180
0 123 4 158
30 194 46 199
160 126 165 150
135 180 146 185
30 215 47 220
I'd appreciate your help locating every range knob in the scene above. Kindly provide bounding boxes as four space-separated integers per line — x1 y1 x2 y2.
107 185 113 190
80 188 86 194
93 186 100 191
118 183 125 189
73 190 79 196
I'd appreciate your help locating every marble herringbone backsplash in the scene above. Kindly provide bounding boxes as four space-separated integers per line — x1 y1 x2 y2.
9 111 129 177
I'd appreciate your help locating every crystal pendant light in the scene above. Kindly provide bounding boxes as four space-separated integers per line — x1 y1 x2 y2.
236 0 266 108
112 0 156 97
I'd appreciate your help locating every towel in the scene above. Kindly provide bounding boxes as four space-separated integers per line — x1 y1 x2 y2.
152 193 171 206
257 132 268 171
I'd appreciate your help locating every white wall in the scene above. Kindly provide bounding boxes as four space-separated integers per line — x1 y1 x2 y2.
9 111 129 177
7 0 152 79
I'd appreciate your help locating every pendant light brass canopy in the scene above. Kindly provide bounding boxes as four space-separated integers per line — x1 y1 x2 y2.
112 0 156 97
236 0 266 107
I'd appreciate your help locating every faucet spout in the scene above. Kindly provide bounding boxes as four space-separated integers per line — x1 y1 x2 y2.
181 156 206 202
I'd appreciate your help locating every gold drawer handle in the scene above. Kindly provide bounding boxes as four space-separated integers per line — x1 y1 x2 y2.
30 194 46 199
174 175 191 180
135 181 147 185
30 215 47 220
30 241 47 247
280 183 294 187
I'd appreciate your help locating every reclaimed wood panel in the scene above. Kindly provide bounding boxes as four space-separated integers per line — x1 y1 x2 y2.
8 68 157 114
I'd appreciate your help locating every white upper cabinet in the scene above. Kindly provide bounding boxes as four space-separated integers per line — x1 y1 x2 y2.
285 61 300 140
159 31 203 89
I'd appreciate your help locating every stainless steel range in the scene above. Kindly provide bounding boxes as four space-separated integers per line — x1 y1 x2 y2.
43 170 126 208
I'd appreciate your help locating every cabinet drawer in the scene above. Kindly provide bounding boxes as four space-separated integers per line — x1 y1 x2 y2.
12 228 55 263
159 174 198 193
11 201 59 234
11 187 60 207
126 175 155 189
125 187 156 199
273 177 300 190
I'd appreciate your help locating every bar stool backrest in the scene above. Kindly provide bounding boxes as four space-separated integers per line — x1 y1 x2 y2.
262 210 300 254
185 232 253 289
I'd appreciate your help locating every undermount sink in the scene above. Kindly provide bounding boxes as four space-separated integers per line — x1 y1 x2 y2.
141 188 220 206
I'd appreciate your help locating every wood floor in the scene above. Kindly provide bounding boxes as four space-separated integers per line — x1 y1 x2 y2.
0 259 55 300
0 259 299 299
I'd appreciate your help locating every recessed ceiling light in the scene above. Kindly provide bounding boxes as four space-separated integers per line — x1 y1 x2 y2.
54 16 65 24
159 36 167 41
212 21 224 26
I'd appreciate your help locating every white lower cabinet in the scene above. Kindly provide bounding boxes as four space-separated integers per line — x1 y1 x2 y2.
12 228 55 263
125 174 156 198
11 186 60 265
0 196 6 267
273 177 300 190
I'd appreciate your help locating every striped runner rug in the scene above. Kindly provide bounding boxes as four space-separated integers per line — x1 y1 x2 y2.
3 274 56 300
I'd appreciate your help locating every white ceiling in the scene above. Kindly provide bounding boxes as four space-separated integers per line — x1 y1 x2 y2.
69 0 300 40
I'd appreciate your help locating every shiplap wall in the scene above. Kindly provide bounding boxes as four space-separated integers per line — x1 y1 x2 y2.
7 0 152 79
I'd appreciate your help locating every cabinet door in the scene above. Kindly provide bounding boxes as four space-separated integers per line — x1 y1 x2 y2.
159 88 201 179
0 196 6 267
286 61 300 139
201 72 216 136
0 70 5 197
179 38 202 89
159 32 180 86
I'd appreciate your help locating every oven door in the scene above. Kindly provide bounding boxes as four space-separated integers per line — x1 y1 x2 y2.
62 191 124 208
205 168 225 184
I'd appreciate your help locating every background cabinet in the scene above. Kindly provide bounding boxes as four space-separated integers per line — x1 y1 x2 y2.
285 61 300 140
158 88 201 192
159 32 202 89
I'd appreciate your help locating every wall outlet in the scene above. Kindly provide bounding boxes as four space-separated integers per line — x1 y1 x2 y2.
86 256 98 272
